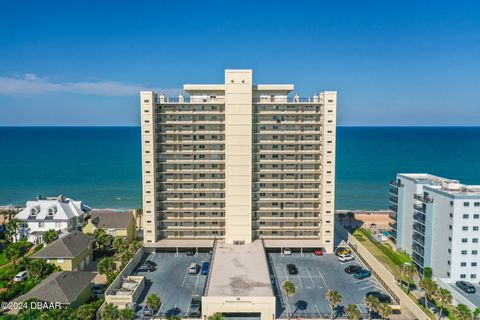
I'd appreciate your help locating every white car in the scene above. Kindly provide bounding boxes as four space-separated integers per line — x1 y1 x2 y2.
283 248 292 255
338 254 354 263
13 270 28 282
188 263 199 274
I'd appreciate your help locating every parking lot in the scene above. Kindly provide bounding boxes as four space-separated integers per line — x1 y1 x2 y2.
268 250 391 318
448 282 480 309
133 251 211 318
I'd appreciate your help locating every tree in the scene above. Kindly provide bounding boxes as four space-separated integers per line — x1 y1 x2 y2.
4 243 21 265
98 257 117 282
345 304 361 320
399 263 416 293
208 313 224 320
378 303 392 320
281 280 296 320
146 293 162 313
423 267 433 279
346 211 355 229
434 288 452 320
326 289 342 320
474 307 480 320
102 303 119 320
364 296 380 320
28 259 54 280
76 304 96 320
93 229 112 251
337 213 346 226
6 219 19 242
113 237 126 251
43 229 58 244
453 304 472 320
119 308 135 320
419 278 438 309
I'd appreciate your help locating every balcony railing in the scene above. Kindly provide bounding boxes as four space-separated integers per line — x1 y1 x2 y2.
389 222 397 230
413 212 426 224
390 180 404 188
155 97 225 104
389 188 398 195
413 204 426 213
414 194 433 203
389 204 398 212
389 196 398 204
389 212 397 220
253 97 323 103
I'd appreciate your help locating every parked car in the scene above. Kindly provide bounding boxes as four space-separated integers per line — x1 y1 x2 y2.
283 248 292 255
145 260 157 268
13 270 28 282
344 265 362 274
336 247 351 256
338 254 354 263
189 295 202 317
186 248 196 256
188 263 199 274
287 264 298 275
456 281 476 294
91 284 105 298
366 291 392 303
137 264 155 272
201 261 210 275
313 248 323 256
143 306 153 316
354 269 372 279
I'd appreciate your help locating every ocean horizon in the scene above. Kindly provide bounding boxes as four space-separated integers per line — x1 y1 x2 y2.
1 126 479 210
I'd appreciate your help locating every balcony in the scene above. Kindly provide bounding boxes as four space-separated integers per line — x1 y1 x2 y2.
389 230 397 240
414 194 433 203
412 233 425 245
390 180 404 188
413 223 425 234
389 204 398 212
412 253 424 266
389 211 397 220
389 196 398 204
155 96 225 104
389 222 397 230
413 204 426 213
253 97 323 104
413 212 426 224
389 188 398 195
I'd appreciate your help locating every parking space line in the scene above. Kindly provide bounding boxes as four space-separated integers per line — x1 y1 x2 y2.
283 267 289 281
297 275 303 288
315 304 321 314
305 267 315 288
181 267 189 288
315 266 328 287
195 271 200 288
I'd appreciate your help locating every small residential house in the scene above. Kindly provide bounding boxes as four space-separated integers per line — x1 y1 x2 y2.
31 231 94 271
16 271 95 308
83 209 136 241
15 195 91 244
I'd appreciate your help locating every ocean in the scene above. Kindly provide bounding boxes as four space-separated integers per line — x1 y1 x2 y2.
0 126 479 210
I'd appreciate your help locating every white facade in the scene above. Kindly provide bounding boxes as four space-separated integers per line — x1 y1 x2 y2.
15 195 90 244
390 174 480 281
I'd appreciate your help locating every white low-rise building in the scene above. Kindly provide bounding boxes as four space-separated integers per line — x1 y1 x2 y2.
15 195 91 244
389 174 480 281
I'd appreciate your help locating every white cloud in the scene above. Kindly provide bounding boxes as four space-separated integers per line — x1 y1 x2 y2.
0 74 179 96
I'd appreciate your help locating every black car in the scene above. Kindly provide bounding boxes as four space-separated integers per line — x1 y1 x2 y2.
145 260 157 268
287 264 298 275
344 265 362 274
456 281 476 294
137 264 155 272
186 248 196 256
366 291 392 303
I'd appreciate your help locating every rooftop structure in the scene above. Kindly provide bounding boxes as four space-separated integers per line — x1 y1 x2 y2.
32 231 93 259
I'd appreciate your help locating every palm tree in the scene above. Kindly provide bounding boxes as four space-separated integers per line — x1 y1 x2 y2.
208 313 225 320
345 304 361 320
419 278 438 309
378 303 392 320
399 263 416 292
474 307 480 320
434 288 452 319
6 219 19 242
119 308 135 320
43 229 58 243
281 280 296 320
364 295 380 320
93 228 112 251
326 289 342 320
98 257 117 282
346 211 355 229
76 304 96 320
113 237 126 251
146 293 162 313
102 303 119 320
453 304 472 320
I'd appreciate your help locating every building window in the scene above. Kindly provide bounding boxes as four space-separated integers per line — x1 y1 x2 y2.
448 237 452 241
38 222 44 228
57 259 64 263
462 238 468 243
464 202 470 206
471 274 477 279
474 226 479 231
472 262 478 267
449 213 453 218
450 201 454 206
474 214 480 219
461 250 467 255
461 262 467 266
460 274 466 279
475 201 480 206
463 226 469 231
473 250 478 255
448 248 451 253
473 238 479 243
463 214 469 219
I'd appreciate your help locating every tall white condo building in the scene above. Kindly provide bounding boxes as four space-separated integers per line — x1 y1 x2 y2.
140 69 337 252
390 174 480 281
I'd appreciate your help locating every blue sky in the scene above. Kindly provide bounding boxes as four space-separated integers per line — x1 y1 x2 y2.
0 1 479 126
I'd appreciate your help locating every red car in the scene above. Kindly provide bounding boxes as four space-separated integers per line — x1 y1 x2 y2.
313 248 323 256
